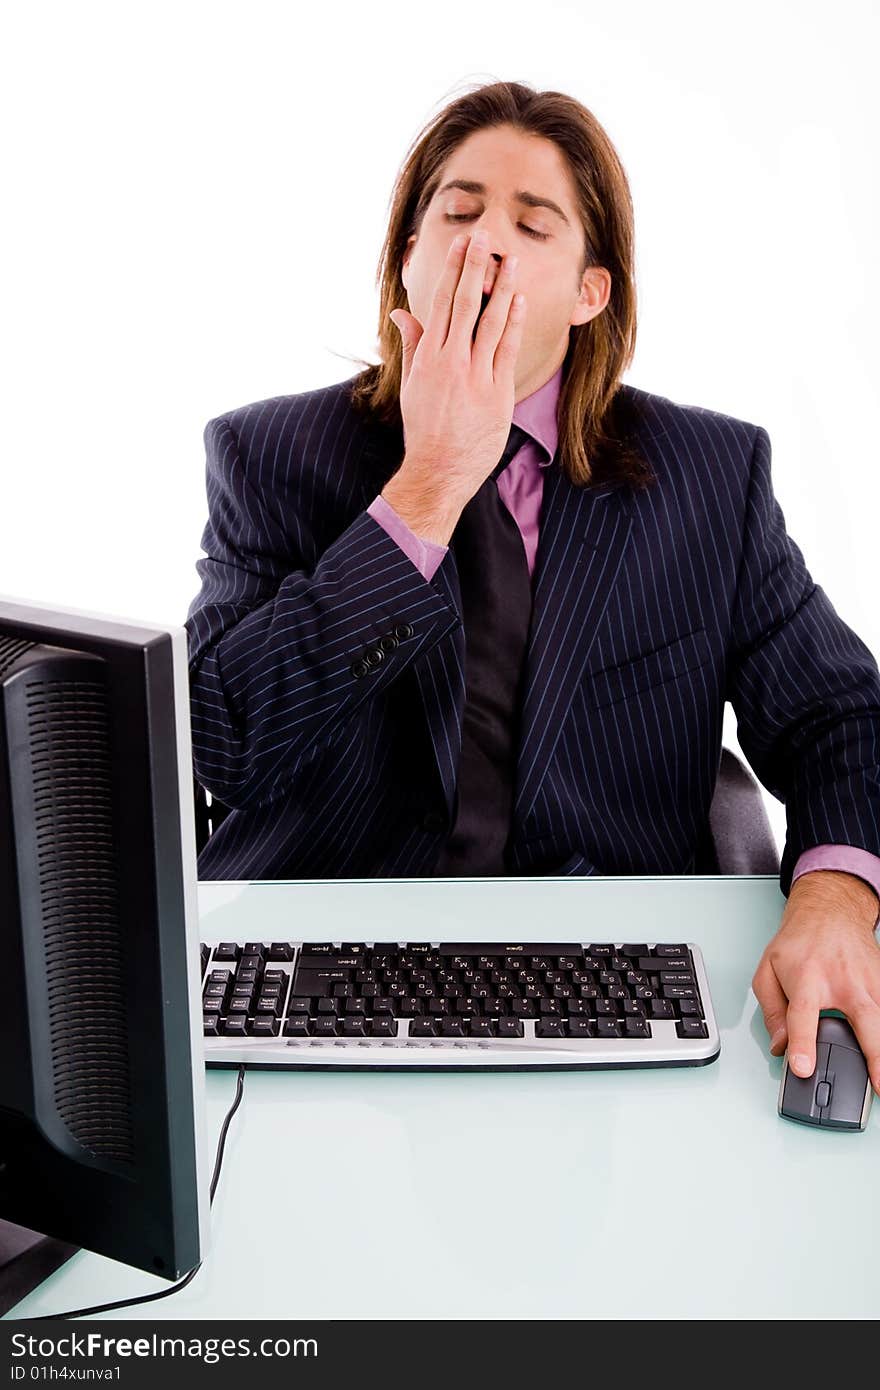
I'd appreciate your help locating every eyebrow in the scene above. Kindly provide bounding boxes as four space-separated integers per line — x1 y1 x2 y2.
435 178 571 226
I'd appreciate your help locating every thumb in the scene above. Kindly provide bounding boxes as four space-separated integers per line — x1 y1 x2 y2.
388 309 422 377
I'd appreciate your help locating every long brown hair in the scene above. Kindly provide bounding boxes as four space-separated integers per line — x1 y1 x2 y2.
342 79 655 492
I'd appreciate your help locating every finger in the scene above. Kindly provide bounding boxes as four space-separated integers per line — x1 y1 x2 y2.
389 310 422 387
752 958 790 1055
492 291 527 384
472 251 518 373
785 988 823 1077
446 229 490 356
420 231 472 355
840 999 880 1097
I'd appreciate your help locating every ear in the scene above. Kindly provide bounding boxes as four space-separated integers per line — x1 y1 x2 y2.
571 265 611 328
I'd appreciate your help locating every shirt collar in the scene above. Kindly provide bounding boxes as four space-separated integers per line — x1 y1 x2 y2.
511 362 563 467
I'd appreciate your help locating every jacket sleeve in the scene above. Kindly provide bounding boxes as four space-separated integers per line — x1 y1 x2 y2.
185 415 459 810
726 424 880 896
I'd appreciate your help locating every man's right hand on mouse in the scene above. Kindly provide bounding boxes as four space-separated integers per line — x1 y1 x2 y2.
385 226 527 545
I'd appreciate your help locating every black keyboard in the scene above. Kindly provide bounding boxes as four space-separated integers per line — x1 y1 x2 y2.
199 939 720 1070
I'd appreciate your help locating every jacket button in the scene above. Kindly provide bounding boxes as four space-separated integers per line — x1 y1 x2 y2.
393 623 414 640
350 659 370 678
420 810 446 833
363 646 385 667
379 634 399 652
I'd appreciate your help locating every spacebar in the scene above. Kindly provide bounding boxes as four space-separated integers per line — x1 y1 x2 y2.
437 943 584 955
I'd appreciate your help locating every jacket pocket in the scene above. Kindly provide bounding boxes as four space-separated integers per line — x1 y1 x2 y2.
584 626 711 711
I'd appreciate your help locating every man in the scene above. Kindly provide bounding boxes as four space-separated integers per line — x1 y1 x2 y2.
185 82 880 1094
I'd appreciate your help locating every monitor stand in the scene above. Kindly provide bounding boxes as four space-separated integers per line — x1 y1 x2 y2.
0 1218 79 1317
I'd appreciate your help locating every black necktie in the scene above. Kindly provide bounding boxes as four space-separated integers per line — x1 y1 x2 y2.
432 422 534 876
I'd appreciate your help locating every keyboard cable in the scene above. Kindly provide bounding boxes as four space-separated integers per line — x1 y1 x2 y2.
23 1063 247 1322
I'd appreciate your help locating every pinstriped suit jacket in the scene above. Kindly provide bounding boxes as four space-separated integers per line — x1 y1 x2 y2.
184 375 880 893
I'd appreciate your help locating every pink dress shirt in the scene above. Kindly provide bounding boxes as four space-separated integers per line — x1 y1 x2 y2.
366 366 880 904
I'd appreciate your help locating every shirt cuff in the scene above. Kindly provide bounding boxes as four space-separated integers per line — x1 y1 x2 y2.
367 494 448 583
791 844 880 908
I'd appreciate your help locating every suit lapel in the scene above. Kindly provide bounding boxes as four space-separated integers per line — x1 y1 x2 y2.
512 465 634 824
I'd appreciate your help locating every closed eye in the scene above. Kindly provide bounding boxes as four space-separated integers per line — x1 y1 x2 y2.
444 212 550 241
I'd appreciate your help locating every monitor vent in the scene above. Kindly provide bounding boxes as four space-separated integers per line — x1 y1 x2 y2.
24 675 135 1163
0 636 34 680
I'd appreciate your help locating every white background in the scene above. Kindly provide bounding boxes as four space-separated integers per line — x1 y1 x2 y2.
2 0 878 855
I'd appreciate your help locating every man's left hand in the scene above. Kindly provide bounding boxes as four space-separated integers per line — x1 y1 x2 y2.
752 869 880 1097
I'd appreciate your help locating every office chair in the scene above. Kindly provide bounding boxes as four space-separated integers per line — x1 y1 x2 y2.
192 746 781 875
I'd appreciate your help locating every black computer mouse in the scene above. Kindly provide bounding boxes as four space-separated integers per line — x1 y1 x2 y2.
778 1014 874 1130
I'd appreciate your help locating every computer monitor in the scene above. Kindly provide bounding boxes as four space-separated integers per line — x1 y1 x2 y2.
0 595 210 1316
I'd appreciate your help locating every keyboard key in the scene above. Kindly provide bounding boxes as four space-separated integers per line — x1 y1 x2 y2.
212 943 240 962
286 998 310 1015
621 944 649 957
662 985 697 1000
650 999 675 1020
291 969 351 996
536 1019 566 1038
468 1018 494 1038
267 942 295 960
370 1017 398 1037
595 999 619 1017
249 1017 279 1036
566 999 591 1016
439 1018 465 1036
623 998 646 1016
624 1018 651 1038
496 1018 524 1038
639 956 689 972
243 942 266 956
439 943 582 956
511 1000 537 1017
596 1019 623 1038
678 1000 702 1017
203 1015 220 1036
298 954 364 970
341 1017 367 1036
660 972 694 985
677 1019 709 1039
654 944 689 956
311 1018 338 1036
409 1019 437 1036
284 1017 309 1036
222 1017 248 1036
568 1018 594 1039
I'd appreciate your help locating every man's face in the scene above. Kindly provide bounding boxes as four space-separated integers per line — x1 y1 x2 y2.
401 124 611 399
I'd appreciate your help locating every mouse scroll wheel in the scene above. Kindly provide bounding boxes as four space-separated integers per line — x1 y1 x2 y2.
815 1080 832 1108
